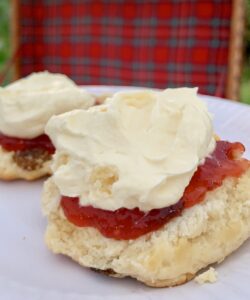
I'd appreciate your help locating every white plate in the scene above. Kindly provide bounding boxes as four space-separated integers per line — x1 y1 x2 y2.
1 86 250 300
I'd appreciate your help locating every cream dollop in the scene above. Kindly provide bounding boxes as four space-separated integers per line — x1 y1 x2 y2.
0 71 94 138
46 88 215 211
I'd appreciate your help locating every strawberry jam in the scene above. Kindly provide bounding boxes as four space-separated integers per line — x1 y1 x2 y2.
0 133 55 154
61 141 249 240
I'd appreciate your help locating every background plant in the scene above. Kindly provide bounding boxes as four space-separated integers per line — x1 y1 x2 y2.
241 0 250 104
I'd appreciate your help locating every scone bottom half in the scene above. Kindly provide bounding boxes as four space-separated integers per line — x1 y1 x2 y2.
0 134 55 180
42 141 250 287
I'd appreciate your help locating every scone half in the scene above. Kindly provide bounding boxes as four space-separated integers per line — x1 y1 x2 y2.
42 168 250 287
41 88 250 287
0 145 52 181
0 71 94 181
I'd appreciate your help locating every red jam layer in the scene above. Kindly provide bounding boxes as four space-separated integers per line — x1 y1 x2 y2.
61 141 249 240
0 133 55 154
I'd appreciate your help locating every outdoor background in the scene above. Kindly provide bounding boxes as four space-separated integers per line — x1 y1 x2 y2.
0 1 249 103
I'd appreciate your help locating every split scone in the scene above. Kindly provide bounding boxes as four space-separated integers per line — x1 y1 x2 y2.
0 71 94 180
42 88 250 287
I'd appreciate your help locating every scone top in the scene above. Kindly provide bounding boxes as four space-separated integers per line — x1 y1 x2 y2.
46 88 215 212
0 71 94 139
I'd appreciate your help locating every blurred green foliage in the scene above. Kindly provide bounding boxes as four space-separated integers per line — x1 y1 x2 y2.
241 68 250 104
0 1 249 102
0 0 10 71
0 0 11 85
241 0 250 104
246 0 250 49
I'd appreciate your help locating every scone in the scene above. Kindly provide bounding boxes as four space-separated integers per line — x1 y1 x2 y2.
0 71 94 180
42 88 250 287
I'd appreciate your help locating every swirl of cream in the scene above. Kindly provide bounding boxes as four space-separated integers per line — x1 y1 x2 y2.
46 88 215 211
0 71 94 138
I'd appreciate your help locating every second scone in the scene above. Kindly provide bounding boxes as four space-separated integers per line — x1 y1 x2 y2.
0 71 94 180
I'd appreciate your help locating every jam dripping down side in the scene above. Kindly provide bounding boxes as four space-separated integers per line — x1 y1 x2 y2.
61 141 249 240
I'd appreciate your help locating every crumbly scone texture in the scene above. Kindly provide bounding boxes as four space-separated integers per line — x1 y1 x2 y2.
194 267 218 284
0 146 51 180
42 169 250 287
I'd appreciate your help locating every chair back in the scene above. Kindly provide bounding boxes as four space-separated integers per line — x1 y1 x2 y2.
11 0 245 100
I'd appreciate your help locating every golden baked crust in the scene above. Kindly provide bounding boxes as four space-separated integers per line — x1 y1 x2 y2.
0 146 51 180
42 169 250 287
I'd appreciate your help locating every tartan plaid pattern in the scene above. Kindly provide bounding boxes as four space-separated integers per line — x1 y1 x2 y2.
19 0 232 97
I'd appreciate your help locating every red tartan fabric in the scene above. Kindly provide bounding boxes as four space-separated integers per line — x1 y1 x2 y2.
19 1 232 97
